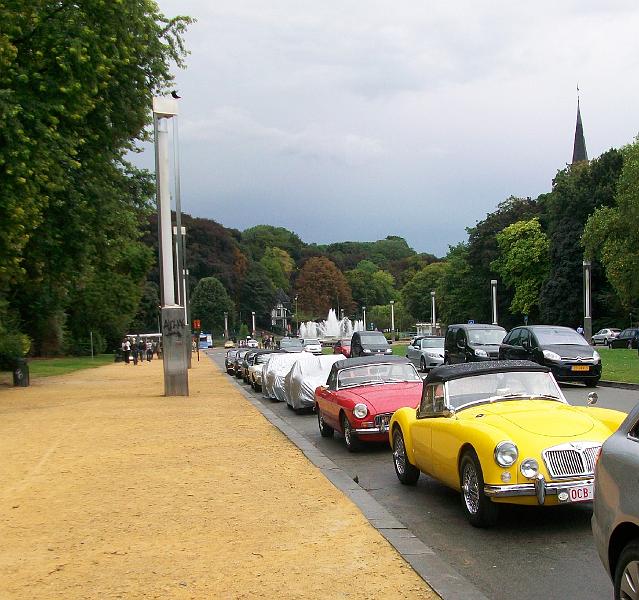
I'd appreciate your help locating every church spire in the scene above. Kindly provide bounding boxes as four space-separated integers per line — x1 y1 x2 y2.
572 91 588 163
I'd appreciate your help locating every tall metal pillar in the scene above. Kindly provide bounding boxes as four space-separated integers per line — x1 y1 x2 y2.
491 280 498 326
390 300 395 341
224 312 229 341
431 291 436 335
251 311 256 337
153 96 188 396
583 260 592 343
363 306 367 331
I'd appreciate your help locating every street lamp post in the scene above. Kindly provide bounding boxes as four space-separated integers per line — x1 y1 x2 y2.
223 312 229 341
362 306 367 331
490 280 498 325
583 260 592 343
431 291 436 335
251 311 256 338
294 295 299 336
390 300 395 341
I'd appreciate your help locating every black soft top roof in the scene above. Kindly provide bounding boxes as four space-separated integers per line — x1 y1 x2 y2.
449 323 506 330
424 360 549 385
329 355 410 376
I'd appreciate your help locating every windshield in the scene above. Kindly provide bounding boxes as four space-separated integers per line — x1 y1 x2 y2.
304 339 320 345
534 327 589 346
421 337 444 348
255 354 271 365
359 333 388 344
447 371 565 410
468 329 505 345
280 338 303 347
337 363 420 388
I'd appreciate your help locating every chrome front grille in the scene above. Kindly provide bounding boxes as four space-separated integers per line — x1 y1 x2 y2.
374 413 393 430
542 442 601 479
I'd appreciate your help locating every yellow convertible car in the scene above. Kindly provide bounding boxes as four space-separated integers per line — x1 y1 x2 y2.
389 360 626 527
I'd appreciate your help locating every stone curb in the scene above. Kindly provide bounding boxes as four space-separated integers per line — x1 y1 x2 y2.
599 380 639 391
207 352 489 600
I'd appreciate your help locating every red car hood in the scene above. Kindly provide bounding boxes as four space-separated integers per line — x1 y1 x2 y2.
338 382 422 413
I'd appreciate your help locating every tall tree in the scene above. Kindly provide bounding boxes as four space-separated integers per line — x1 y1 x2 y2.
238 263 277 327
190 277 235 335
260 247 295 292
346 260 395 307
401 262 447 321
242 225 304 262
491 218 549 318
296 257 354 317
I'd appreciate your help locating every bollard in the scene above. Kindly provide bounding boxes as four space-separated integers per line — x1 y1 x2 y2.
13 358 29 387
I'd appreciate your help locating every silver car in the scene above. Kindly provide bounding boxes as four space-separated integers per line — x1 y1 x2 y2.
592 328 621 346
592 401 639 600
405 336 445 372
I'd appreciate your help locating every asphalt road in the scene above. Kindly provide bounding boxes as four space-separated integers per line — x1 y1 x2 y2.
208 350 638 600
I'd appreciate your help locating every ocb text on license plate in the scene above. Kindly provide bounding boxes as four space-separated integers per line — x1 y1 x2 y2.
568 485 594 502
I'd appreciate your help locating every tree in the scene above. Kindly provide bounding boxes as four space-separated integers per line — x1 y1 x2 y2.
583 139 639 314
1 1 193 352
260 247 295 292
491 218 549 317
539 149 624 326
242 225 304 261
366 301 414 333
190 277 235 334
346 260 395 307
296 257 354 317
238 263 277 327
401 262 447 321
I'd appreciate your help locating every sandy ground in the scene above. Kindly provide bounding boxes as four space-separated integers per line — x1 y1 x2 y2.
0 354 438 599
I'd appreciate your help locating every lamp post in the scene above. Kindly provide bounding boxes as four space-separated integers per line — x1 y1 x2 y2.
390 300 395 341
153 95 188 396
490 280 498 325
431 291 436 336
294 295 299 336
251 311 256 338
583 260 592 343
224 312 229 341
362 306 367 331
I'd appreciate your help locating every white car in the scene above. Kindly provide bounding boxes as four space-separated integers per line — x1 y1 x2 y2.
301 338 322 355
591 328 621 346
246 338 259 348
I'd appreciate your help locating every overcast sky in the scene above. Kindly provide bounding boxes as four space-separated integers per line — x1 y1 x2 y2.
137 1 639 256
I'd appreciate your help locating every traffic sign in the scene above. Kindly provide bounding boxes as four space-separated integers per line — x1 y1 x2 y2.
193 319 201 329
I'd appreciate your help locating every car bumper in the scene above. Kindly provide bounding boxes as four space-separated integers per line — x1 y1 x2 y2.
484 475 594 505
422 356 444 369
549 362 601 382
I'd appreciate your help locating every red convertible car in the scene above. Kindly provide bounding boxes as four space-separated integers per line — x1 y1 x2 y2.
314 356 422 451
333 338 351 357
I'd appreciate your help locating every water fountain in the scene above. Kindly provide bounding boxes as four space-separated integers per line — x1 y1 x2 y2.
298 309 363 341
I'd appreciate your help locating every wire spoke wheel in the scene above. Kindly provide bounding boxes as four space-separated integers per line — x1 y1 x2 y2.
393 432 406 475
462 462 480 515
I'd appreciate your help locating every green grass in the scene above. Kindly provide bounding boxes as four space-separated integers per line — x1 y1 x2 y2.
597 347 639 383
26 354 114 378
391 342 409 356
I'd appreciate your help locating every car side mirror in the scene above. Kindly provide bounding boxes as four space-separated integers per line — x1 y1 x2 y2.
587 392 598 406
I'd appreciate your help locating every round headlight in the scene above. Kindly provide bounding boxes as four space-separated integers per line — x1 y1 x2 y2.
475 348 488 357
542 349 561 361
520 458 539 479
494 441 519 467
353 403 368 419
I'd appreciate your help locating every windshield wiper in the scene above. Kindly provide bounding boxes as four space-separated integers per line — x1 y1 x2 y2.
536 394 562 401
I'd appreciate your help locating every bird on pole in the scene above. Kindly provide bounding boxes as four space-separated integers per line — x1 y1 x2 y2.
171 90 181 99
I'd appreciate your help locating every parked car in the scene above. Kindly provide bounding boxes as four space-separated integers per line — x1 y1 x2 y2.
224 349 238 374
248 350 275 391
224 340 235 349
389 360 625 527
350 330 392 357
314 356 422 452
246 338 259 348
233 349 250 377
262 352 304 400
301 338 322 355
333 338 351 357
406 336 445 372
592 401 639 600
499 325 602 386
609 328 639 349
240 349 261 382
444 324 506 364
278 337 304 353
591 328 621 346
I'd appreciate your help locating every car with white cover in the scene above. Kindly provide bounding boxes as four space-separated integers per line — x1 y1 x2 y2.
262 352 304 401
284 354 342 411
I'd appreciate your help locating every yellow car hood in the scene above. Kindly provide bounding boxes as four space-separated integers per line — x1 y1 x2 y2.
470 400 596 438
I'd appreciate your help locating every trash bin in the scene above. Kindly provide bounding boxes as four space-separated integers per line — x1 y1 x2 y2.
13 358 29 387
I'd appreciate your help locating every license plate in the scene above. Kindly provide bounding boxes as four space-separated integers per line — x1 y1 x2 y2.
571 365 590 372
567 484 594 502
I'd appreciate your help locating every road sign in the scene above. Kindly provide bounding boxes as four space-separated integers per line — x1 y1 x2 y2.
467 319 475 324
193 319 201 329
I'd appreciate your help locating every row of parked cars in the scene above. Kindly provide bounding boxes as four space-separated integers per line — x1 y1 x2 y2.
220 330 638 600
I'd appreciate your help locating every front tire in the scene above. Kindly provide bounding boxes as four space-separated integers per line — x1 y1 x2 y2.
341 413 361 452
614 539 639 600
317 409 334 438
459 451 499 528
584 378 599 388
392 428 420 485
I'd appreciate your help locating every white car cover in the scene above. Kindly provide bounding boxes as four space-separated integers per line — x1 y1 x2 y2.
284 354 343 409
262 352 304 401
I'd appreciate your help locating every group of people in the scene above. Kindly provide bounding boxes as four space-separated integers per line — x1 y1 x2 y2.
120 338 160 364
262 335 275 349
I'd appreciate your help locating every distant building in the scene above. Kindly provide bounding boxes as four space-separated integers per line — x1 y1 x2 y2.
270 289 291 331
572 97 588 163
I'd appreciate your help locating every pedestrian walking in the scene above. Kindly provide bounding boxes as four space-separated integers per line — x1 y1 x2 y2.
122 338 131 364
146 340 153 362
577 325 585 336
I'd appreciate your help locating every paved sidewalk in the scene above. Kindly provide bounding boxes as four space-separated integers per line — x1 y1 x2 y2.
0 357 438 599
